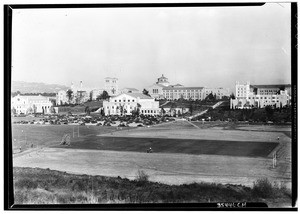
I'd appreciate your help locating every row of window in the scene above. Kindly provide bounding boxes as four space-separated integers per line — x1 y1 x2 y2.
114 99 135 103
163 89 202 93
141 109 159 114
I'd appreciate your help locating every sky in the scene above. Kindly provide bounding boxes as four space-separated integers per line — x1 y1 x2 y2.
11 3 291 92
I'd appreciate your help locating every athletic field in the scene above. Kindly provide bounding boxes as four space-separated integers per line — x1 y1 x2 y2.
12 120 292 188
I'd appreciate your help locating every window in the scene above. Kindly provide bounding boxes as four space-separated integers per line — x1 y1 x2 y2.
115 100 117 102
128 100 130 102
132 100 134 102
119 100 121 102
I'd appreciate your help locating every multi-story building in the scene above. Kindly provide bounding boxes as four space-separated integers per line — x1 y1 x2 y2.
148 74 170 99
231 81 291 109
11 94 53 115
103 93 160 116
105 77 119 96
56 90 68 105
204 87 231 99
163 86 205 101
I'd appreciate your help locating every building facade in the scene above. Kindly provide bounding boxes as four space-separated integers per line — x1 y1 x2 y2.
105 77 119 96
11 94 53 115
204 87 231 99
163 86 205 101
231 81 291 109
103 93 160 116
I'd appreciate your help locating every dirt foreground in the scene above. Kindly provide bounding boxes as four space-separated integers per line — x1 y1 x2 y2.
13 147 291 189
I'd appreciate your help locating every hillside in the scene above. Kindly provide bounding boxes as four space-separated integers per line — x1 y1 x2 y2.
12 81 69 93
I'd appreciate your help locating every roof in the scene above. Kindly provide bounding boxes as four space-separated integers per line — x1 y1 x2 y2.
172 84 184 87
149 83 165 88
163 86 204 90
112 93 153 100
251 84 291 89
18 95 50 100
125 93 153 99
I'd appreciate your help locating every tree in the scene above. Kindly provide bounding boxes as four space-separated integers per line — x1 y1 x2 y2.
97 91 110 100
66 89 73 103
142 89 150 96
205 92 215 101
11 107 16 115
229 93 235 99
85 106 90 115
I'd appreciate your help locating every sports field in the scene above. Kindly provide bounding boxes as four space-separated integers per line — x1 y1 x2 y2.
12 120 292 188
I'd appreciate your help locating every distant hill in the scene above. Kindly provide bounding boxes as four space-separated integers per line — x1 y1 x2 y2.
11 81 69 93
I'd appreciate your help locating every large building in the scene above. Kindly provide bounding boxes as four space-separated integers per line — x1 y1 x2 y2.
103 93 160 116
11 94 53 115
148 74 229 101
105 77 119 96
231 81 291 109
163 86 205 100
148 74 170 99
204 87 231 99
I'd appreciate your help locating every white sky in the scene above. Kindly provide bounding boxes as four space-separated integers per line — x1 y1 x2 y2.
11 3 291 91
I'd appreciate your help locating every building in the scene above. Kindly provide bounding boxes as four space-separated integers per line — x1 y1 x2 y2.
204 87 231 99
56 90 68 105
148 74 170 99
105 77 119 96
231 81 291 109
103 93 160 116
148 83 165 99
163 86 205 101
11 94 53 115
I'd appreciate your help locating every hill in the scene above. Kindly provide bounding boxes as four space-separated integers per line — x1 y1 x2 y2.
12 81 69 93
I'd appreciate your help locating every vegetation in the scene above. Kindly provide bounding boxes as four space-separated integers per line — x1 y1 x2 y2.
96 91 110 101
142 89 150 96
194 103 291 123
13 167 291 205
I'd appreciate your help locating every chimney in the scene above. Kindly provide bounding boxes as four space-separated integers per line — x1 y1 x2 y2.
80 81 83 89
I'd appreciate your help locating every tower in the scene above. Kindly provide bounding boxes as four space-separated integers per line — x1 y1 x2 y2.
104 77 119 96
156 74 170 87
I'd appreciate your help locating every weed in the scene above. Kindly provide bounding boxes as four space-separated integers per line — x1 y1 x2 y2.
135 170 149 183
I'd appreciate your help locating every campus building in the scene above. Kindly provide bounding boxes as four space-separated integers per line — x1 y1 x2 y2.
162 86 205 101
11 94 53 115
148 74 170 99
204 87 231 99
103 93 160 116
231 81 291 109
105 77 119 96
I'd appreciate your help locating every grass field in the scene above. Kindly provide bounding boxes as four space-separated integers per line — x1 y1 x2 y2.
12 121 292 194
12 124 279 157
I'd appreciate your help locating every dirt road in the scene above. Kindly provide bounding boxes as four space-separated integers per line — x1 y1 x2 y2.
13 147 291 189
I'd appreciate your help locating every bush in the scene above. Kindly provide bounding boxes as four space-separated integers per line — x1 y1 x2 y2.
135 170 149 183
252 178 274 198
15 178 38 189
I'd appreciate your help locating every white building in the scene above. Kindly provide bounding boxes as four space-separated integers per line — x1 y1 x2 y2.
105 77 119 96
103 93 160 116
231 81 291 109
204 87 231 99
148 74 170 99
163 86 205 101
11 94 53 115
56 90 68 105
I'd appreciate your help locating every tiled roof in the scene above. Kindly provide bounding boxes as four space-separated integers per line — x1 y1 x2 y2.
163 86 204 90
251 84 291 89
112 93 153 100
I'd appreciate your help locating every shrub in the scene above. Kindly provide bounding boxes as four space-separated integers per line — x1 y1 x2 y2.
15 178 38 189
252 178 274 198
135 170 149 183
